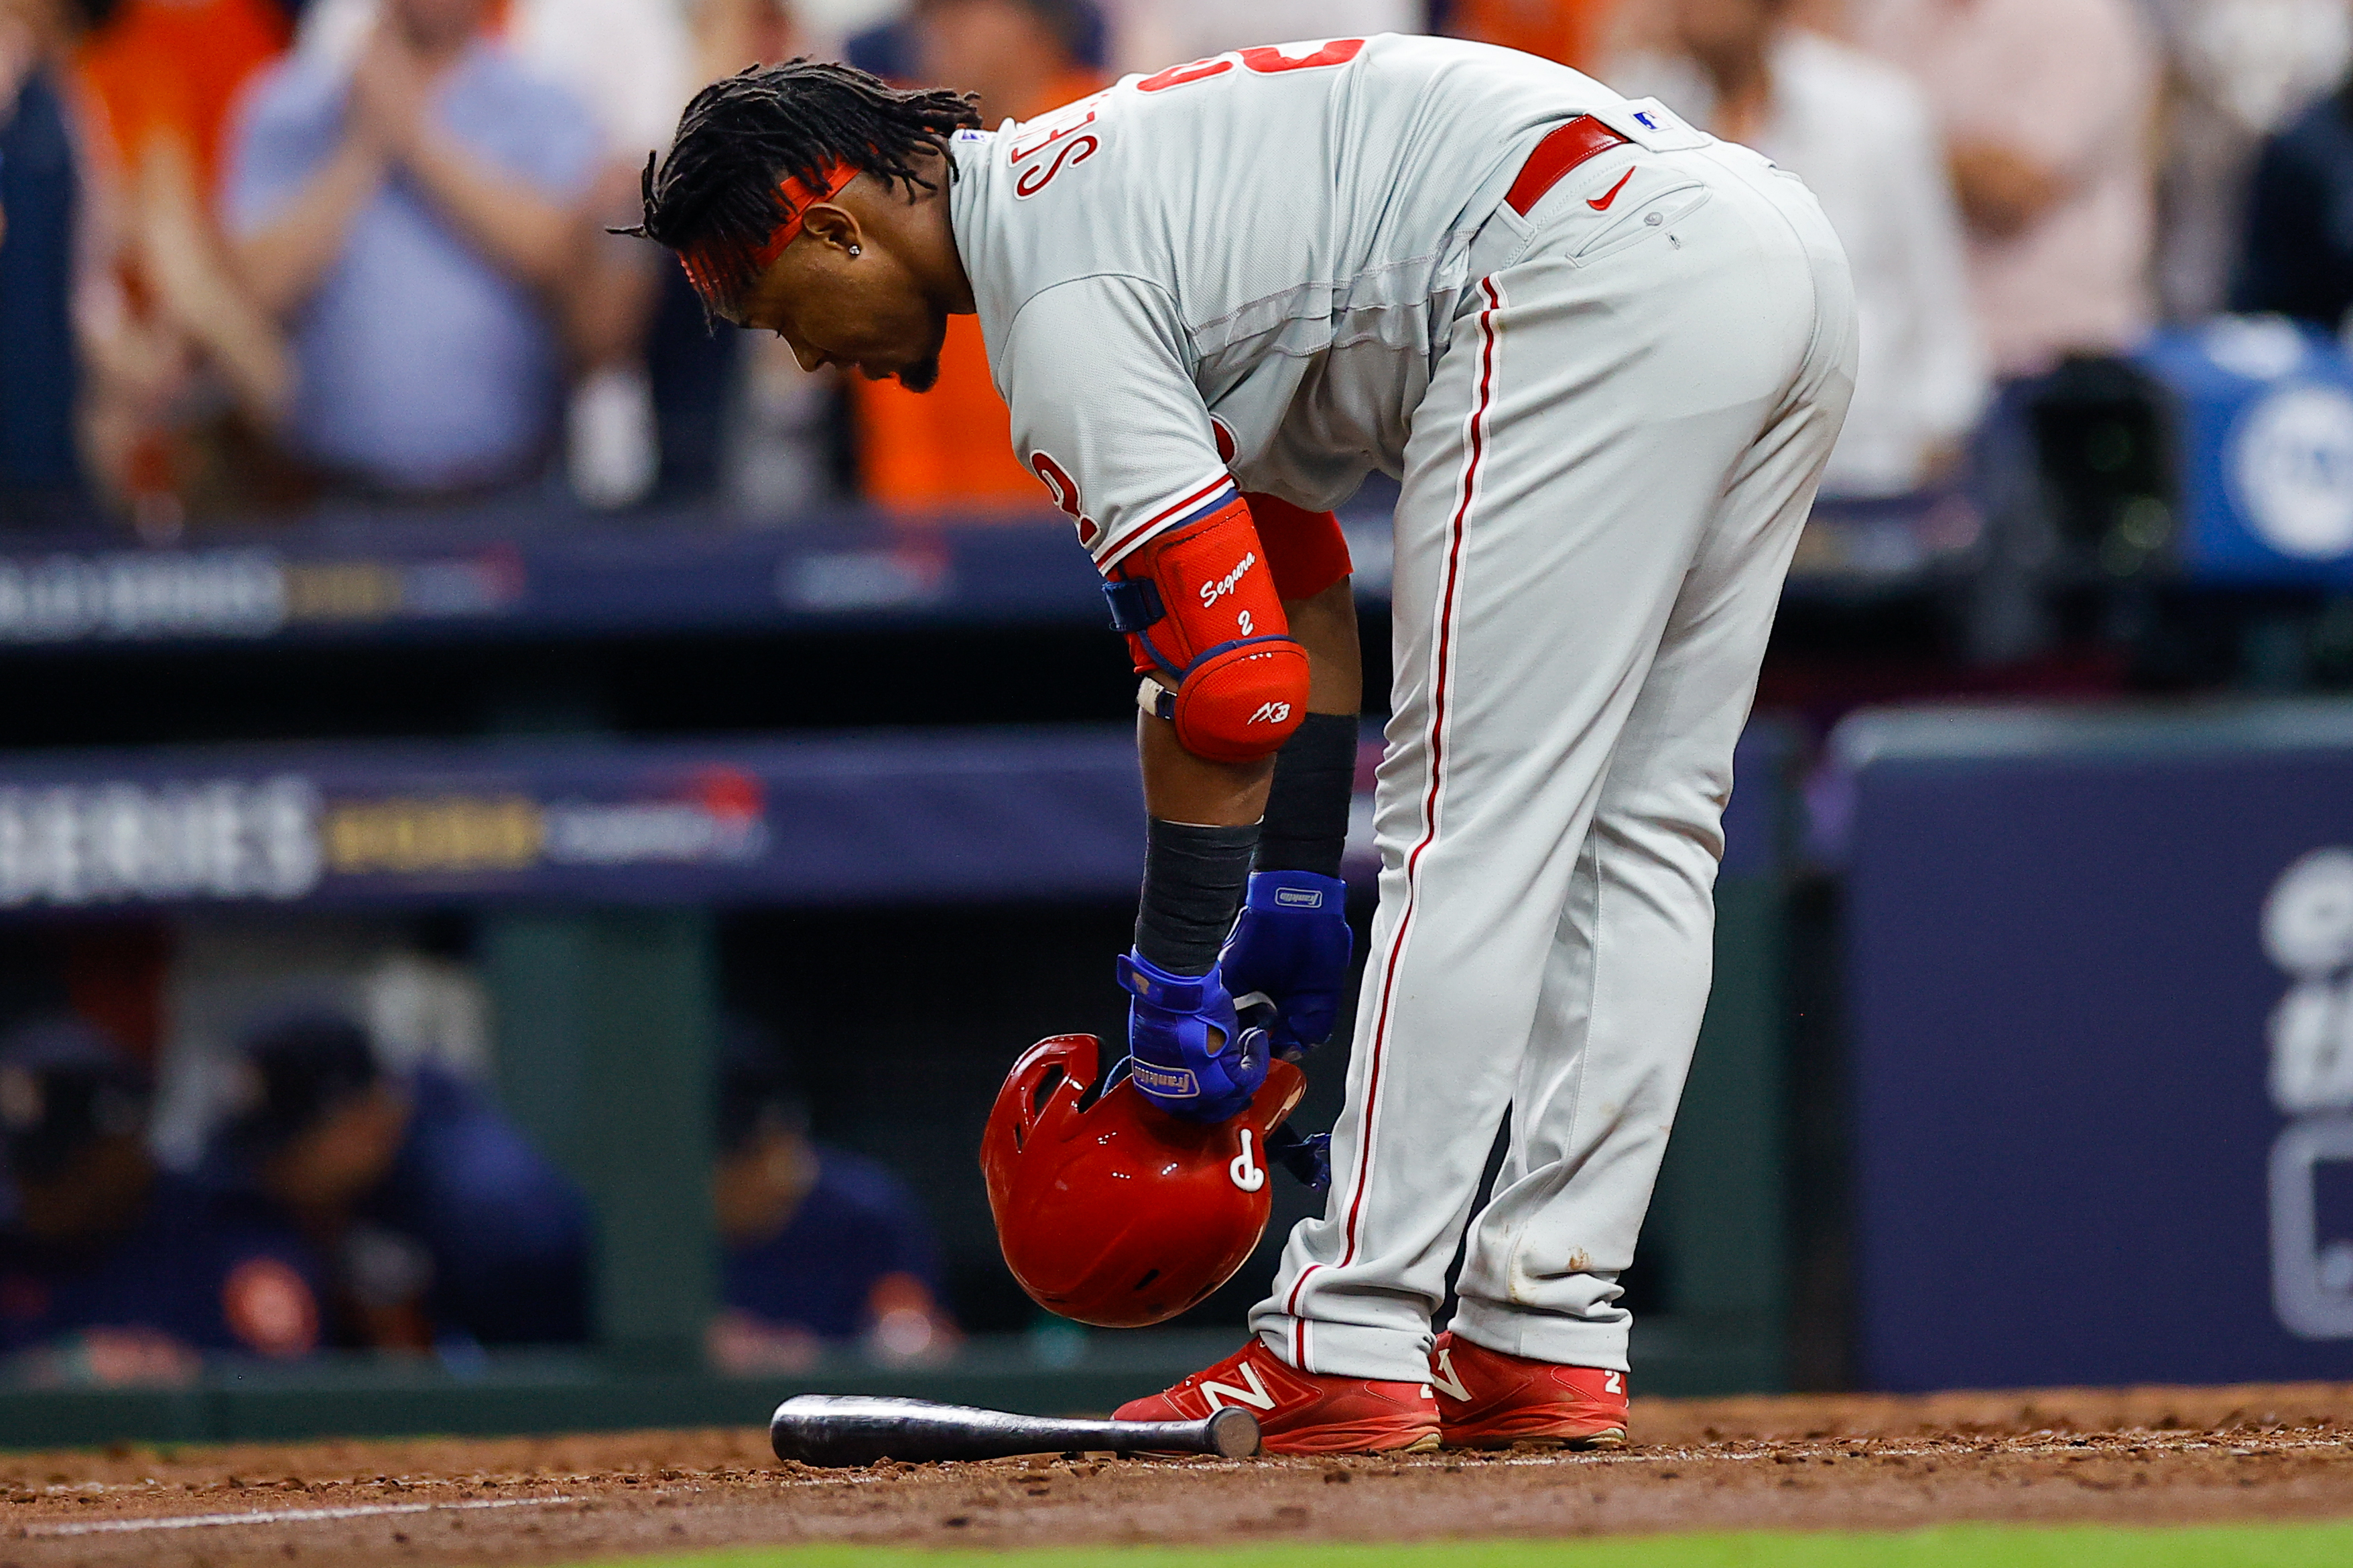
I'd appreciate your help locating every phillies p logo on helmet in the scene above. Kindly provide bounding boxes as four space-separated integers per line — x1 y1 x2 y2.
980 1033 1304 1327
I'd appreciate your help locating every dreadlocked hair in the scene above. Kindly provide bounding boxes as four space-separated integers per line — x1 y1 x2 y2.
623 60 981 312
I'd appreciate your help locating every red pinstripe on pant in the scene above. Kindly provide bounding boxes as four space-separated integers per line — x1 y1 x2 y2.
1287 274 1505 1372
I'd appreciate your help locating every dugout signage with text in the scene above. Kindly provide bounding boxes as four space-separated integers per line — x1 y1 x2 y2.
1838 703 2353 1390
0 730 1151 912
0 513 1094 647
0 722 1780 915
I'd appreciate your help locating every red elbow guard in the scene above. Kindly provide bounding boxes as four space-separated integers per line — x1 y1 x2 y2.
1105 499 1310 762
1243 493 1353 602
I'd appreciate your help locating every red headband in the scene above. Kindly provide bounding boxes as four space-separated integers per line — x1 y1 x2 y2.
679 159 859 309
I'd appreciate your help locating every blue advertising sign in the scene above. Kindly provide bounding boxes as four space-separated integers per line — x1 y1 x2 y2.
0 729 1148 914
1838 702 2353 1388
0 721 1783 911
2138 319 2353 584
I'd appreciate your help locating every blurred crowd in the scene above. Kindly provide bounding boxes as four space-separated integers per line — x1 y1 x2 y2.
0 0 2346 532
0 1000 954 1381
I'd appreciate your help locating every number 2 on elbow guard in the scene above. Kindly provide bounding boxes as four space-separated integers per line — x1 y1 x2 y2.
1111 501 1310 761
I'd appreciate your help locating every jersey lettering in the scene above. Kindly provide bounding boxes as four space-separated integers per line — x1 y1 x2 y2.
1013 131 1099 198
1009 109 1097 166
1137 56 1234 92
1137 39 1366 94
1010 99 1106 198
1029 451 1098 545
1238 39 1367 73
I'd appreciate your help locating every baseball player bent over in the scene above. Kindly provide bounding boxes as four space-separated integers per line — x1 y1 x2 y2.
633 34 1854 1454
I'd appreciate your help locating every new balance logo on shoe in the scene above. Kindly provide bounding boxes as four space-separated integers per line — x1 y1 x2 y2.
1199 1359 1277 1413
1429 1333 1632 1451
1117 1340 1442 1455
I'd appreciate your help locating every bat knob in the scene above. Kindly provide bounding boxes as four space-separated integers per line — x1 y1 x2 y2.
1204 1405 1262 1458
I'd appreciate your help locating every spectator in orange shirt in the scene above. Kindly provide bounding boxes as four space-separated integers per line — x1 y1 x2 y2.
1445 0 1622 75
848 0 1107 515
74 0 288 207
69 0 299 531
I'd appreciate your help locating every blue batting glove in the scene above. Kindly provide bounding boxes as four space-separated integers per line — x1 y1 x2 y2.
1216 871 1353 1060
1117 950 1270 1123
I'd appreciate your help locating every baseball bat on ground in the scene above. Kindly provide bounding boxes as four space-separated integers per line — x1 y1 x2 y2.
769 1393 1261 1467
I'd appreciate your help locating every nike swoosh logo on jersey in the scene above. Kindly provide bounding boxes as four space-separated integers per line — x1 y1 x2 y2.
1588 168 1635 211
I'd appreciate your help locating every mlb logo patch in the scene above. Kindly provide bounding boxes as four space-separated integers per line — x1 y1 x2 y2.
1634 111 1659 130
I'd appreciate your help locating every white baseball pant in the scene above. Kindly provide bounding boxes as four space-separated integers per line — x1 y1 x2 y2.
1250 137 1857 1381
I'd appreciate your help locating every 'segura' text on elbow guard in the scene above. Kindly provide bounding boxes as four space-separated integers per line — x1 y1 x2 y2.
1103 499 1310 762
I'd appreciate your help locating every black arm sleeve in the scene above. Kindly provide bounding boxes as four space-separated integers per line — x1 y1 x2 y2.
1135 818 1259 976
1254 712 1357 880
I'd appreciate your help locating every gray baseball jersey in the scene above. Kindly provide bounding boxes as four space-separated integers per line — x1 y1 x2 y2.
944 33 1705 568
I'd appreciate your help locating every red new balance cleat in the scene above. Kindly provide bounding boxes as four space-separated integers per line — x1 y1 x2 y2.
1430 1331 1630 1449
1114 1337 1440 1455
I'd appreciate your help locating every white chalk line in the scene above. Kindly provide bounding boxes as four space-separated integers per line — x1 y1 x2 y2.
19 1493 582 1538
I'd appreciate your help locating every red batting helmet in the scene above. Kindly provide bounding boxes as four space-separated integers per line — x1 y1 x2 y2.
981 1033 1306 1328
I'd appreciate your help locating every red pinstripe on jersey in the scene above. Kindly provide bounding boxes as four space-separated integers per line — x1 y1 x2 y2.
1095 474 1238 568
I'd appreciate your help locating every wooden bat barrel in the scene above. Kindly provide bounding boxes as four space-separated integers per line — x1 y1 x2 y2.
769 1393 1261 1467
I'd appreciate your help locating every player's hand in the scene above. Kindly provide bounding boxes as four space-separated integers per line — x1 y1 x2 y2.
1217 870 1352 1059
1265 1121 1332 1191
1117 950 1269 1123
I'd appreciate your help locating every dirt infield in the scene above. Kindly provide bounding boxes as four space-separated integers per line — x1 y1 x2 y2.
6 1383 2353 1567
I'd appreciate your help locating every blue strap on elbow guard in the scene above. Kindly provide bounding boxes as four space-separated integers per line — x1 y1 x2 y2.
1116 950 1270 1124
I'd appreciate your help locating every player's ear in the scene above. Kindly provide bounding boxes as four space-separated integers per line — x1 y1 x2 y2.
800 204 862 260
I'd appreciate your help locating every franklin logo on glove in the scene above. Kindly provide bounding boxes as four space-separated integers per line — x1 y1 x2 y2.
1131 1061 1200 1099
